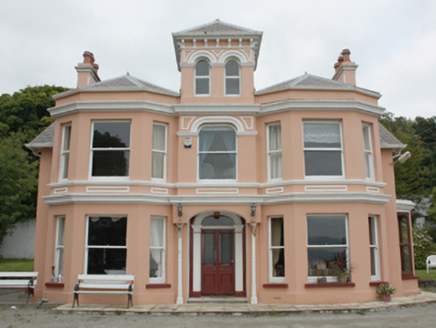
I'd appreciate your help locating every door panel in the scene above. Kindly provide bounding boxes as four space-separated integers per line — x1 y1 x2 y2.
201 230 235 295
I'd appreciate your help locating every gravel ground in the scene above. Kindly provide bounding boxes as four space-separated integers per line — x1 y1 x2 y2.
1 301 436 328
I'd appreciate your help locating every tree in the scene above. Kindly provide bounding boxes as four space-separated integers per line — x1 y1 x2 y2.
0 133 38 244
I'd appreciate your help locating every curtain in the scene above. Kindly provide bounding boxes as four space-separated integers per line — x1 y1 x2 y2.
150 219 164 278
221 129 236 168
271 219 283 276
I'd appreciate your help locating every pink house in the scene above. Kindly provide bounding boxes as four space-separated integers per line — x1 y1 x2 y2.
27 20 419 305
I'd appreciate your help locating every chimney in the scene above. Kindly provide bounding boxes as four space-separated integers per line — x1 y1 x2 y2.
332 49 358 85
75 51 101 88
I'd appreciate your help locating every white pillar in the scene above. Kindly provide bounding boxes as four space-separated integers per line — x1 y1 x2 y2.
250 222 258 304
176 223 184 305
192 225 202 292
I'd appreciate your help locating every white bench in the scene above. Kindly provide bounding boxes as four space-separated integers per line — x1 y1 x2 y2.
427 255 436 274
73 274 134 308
0 272 38 303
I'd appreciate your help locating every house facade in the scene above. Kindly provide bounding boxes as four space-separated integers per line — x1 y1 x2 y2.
27 20 419 305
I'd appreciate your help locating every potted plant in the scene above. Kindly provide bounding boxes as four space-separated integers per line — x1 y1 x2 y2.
377 283 396 302
335 267 350 283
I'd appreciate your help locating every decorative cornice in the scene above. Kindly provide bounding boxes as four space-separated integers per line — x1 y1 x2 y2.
396 199 415 212
48 100 176 118
43 192 391 206
173 104 260 115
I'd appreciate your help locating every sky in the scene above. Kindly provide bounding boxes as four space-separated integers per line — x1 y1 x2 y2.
1 0 435 119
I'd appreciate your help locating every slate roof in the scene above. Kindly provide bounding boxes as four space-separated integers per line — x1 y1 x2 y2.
53 74 179 100
25 123 55 154
379 123 406 150
256 73 381 97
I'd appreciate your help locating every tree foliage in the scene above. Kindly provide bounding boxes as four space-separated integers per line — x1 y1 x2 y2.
0 85 68 244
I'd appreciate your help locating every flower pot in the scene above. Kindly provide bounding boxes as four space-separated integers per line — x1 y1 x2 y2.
381 295 391 302
337 275 349 283
317 277 327 284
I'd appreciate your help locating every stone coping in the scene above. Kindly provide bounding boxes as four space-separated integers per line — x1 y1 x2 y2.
53 291 436 314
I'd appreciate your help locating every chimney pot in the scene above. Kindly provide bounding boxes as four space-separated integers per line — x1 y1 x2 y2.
341 49 351 62
83 51 95 65
338 56 344 63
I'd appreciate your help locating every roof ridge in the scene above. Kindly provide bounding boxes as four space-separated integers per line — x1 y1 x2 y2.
173 19 260 35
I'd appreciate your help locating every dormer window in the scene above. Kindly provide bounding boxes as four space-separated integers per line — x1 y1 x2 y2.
225 60 240 95
195 60 210 95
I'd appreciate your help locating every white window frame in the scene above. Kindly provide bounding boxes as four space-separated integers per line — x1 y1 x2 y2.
151 123 168 181
89 121 131 181
59 124 71 181
267 123 282 181
269 217 285 283
84 216 127 275
195 59 211 96
369 215 380 281
197 125 238 182
362 124 374 180
224 59 241 96
149 217 166 284
54 216 65 279
303 121 344 180
307 214 349 283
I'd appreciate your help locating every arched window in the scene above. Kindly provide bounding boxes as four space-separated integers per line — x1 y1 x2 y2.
199 126 237 180
195 60 210 95
225 60 240 95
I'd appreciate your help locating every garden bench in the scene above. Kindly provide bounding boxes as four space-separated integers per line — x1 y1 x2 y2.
73 274 134 308
427 255 436 274
0 272 38 303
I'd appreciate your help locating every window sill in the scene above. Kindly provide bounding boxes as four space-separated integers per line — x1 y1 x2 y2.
402 275 419 280
369 281 388 287
263 283 288 288
305 282 355 288
45 282 65 288
146 283 171 289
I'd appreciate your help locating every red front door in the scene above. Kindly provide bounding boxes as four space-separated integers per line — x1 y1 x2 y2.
201 230 235 295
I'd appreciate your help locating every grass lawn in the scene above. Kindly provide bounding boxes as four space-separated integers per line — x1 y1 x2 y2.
0 259 34 272
415 269 436 280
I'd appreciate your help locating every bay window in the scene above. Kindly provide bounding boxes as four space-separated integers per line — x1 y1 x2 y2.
91 121 131 178
369 216 380 281
54 216 65 279
303 121 343 178
86 216 127 274
199 126 236 180
362 124 374 179
398 213 414 276
59 125 71 180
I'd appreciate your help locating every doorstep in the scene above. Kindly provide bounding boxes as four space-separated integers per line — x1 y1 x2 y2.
53 291 436 314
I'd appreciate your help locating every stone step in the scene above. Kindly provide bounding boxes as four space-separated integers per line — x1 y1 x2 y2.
188 296 248 304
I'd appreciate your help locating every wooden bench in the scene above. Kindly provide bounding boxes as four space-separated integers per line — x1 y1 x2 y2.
0 272 38 303
73 274 134 308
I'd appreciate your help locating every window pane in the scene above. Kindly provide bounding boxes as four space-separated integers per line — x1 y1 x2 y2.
57 217 65 246
220 232 234 264
87 248 126 274
272 249 285 277
202 232 216 265
304 123 341 148
304 151 342 176
400 217 410 243
365 153 372 178
402 246 412 272
199 153 236 179
61 153 69 179
196 78 209 94
226 78 239 95
58 248 64 276
307 215 346 245
199 127 236 151
196 60 209 76
270 153 282 179
269 125 281 151
93 122 130 148
88 217 127 246
152 152 164 179
369 217 376 245
370 248 377 276
152 124 166 151
225 60 239 76
63 126 71 151
202 216 234 226
271 218 284 247
150 249 163 278
150 218 164 247
92 150 129 176
363 125 371 151
308 247 347 276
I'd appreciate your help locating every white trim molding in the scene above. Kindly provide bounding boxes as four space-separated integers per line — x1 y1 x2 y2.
396 199 415 212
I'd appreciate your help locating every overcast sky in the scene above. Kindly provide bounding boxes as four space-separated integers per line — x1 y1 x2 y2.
1 0 435 118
